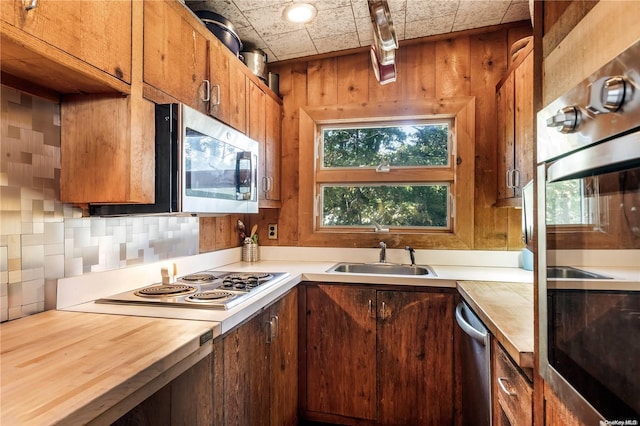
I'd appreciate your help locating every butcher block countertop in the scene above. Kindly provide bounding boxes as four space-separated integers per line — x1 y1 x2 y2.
457 281 534 369
0 310 219 426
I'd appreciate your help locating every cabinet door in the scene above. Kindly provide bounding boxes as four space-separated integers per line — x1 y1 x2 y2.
268 288 298 426
2 0 131 83
377 291 455 425
229 62 247 133
264 95 282 202
208 37 231 124
223 310 270 426
497 71 515 201
514 52 534 197
305 284 377 420
143 0 208 112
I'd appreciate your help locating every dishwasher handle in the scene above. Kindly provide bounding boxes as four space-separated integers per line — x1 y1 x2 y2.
455 302 488 346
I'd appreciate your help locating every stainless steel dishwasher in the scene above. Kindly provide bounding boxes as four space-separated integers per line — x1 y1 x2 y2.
456 301 492 425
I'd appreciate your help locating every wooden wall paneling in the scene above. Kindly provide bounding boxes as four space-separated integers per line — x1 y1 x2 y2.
199 217 217 253
453 98 476 248
543 1 640 106
435 37 471 98
400 42 436 100
469 30 510 249
250 209 280 246
542 1 597 60
277 62 308 245
336 52 370 104
369 47 403 102
306 57 338 106
214 214 237 250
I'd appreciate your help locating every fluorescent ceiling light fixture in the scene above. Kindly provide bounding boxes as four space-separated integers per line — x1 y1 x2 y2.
282 3 317 23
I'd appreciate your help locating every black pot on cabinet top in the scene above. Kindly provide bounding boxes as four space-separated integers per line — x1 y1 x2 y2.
195 10 243 57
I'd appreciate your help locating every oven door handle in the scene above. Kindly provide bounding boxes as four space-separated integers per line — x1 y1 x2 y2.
547 130 640 182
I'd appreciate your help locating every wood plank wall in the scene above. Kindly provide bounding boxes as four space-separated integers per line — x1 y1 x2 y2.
251 23 532 250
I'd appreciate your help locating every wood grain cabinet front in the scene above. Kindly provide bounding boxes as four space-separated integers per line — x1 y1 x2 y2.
216 288 298 426
0 0 132 94
300 283 455 425
496 45 534 208
492 340 533 426
248 80 282 207
143 0 209 113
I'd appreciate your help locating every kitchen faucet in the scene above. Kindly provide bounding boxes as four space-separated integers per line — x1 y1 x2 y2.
405 246 416 266
379 241 387 263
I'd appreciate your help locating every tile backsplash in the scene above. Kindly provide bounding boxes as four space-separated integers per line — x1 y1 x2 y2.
0 86 199 322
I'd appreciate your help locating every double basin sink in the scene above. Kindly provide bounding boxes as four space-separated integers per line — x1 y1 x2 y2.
327 262 436 276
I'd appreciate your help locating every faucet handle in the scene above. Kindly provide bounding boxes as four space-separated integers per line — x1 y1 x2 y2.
404 246 416 266
373 221 390 233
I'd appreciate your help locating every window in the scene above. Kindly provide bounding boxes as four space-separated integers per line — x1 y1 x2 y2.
316 120 454 231
298 98 476 247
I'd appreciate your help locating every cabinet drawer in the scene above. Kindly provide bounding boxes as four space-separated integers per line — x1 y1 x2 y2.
494 342 533 426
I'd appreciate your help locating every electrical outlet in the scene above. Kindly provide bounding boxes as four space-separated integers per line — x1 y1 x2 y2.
268 223 278 240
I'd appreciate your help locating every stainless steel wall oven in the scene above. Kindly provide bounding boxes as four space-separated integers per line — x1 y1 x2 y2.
537 40 640 425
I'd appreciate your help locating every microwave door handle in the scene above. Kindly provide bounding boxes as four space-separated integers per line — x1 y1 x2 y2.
236 152 253 200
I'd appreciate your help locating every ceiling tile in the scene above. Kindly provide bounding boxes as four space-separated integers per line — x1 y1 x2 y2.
502 1 531 23
355 16 375 45
243 4 305 37
315 32 362 54
232 0 287 12
405 0 459 22
306 6 357 39
262 29 316 57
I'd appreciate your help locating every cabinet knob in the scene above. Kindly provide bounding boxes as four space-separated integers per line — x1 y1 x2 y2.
546 106 580 133
25 0 37 10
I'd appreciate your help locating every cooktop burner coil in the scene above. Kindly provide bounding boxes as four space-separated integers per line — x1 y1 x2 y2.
186 290 236 303
135 284 197 297
180 273 217 283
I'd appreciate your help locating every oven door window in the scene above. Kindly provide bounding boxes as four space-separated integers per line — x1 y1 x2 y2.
546 167 640 249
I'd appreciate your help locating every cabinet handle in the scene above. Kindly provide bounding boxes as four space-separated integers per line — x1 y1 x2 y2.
202 79 210 102
25 0 37 10
381 301 387 320
497 377 517 396
266 320 276 344
211 83 221 106
512 169 520 188
267 176 273 192
271 315 279 338
505 169 513 189
368 299 373 318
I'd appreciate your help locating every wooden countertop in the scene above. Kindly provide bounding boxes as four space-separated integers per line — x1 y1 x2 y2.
457 281 534 369
1 310 219 425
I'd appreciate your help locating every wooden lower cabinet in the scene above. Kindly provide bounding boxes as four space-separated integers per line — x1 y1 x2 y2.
217 288 298 426
492 341 533 426
300 283 455 425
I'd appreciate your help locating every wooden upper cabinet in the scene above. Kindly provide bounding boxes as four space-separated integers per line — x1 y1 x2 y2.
60 94 155 204
228 63 247 132
143 0 208 112
0 0 132 94
264 95 282 203
207 36 231 125
496 45 534 207
248 79 282 206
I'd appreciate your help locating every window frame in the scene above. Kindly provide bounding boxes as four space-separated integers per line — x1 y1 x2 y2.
298 98 476 248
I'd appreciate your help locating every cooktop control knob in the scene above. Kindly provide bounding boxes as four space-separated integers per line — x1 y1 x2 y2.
546 106 580 133
587 76 630 113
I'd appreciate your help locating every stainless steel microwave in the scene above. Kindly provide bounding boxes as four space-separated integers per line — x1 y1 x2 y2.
90 104 259 215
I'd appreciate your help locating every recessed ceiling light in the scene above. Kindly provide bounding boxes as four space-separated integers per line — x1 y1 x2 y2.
282 3 317 24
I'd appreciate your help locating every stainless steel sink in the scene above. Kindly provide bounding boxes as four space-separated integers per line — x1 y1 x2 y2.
547 266 612 279
327 262 436 276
